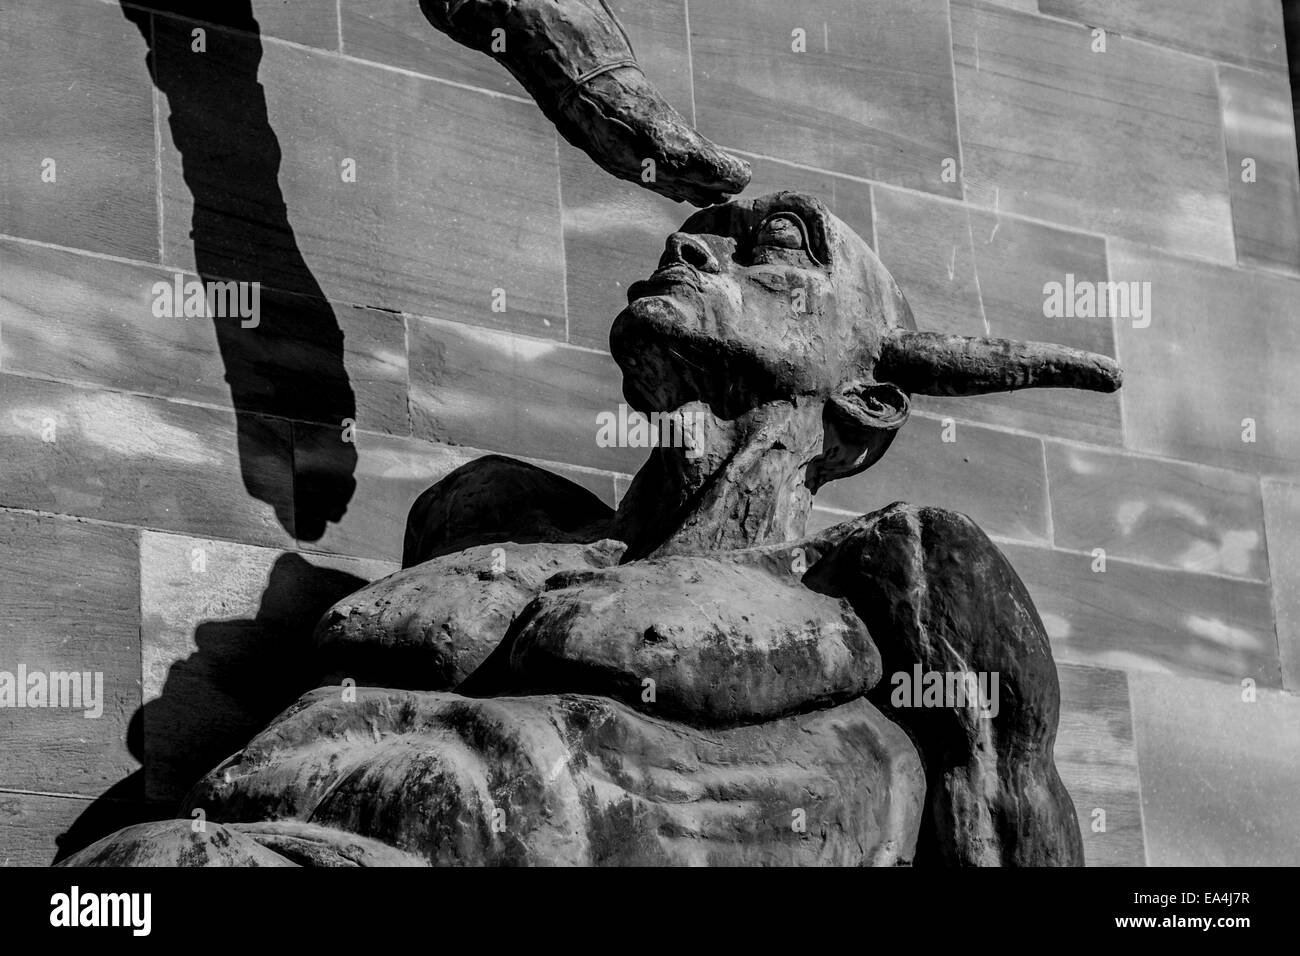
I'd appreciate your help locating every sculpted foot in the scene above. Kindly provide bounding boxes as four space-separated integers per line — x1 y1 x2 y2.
419 0 751 205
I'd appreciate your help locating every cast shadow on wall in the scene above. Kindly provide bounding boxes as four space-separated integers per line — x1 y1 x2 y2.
124 0 359 540
54 554 368 861
53 4 362 860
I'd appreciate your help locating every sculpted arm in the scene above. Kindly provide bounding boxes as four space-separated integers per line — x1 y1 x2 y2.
801 503 1085 867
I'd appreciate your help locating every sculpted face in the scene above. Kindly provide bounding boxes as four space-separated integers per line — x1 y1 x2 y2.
612 192 916 418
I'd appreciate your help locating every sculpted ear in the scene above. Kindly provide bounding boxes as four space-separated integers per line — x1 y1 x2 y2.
808 380 910 492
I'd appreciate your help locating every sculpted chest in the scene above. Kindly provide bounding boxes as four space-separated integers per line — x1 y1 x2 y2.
316 539 882 729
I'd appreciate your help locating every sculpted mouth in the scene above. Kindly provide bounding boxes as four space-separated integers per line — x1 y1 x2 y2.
627 264 702 302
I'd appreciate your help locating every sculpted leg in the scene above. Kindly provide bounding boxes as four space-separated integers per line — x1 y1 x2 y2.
63 688 923 867
418 0 750 205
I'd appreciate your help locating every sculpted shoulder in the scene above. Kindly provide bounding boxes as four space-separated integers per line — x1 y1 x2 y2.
800 502 1083 866
402 454 616 566
316 455 625 689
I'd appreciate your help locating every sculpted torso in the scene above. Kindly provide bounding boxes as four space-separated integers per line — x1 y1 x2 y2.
64 192 1118 868
332 524 878 726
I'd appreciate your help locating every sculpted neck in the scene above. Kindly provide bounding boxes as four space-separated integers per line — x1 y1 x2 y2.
612 398 824 560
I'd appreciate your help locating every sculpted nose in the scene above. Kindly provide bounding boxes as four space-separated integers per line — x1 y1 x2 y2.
660 232 720 274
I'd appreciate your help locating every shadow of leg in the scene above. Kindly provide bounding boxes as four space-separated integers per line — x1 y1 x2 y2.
122 1 359 541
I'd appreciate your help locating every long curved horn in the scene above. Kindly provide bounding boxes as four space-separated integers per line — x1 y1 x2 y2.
876 328 1122 396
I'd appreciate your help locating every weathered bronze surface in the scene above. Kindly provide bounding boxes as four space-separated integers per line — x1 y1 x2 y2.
65 192 1118 867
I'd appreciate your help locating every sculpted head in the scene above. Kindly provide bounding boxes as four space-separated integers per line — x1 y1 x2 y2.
612 192 911 414
612 191 1122 487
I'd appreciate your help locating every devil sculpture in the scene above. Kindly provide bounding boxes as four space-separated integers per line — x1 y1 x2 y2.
64 192 1120 867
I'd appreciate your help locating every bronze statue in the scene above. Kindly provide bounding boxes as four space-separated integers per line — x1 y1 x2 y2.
64 189 1119 867
55 0 1123 868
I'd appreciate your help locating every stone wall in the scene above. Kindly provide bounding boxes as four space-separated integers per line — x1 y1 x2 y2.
2 0 1298 866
